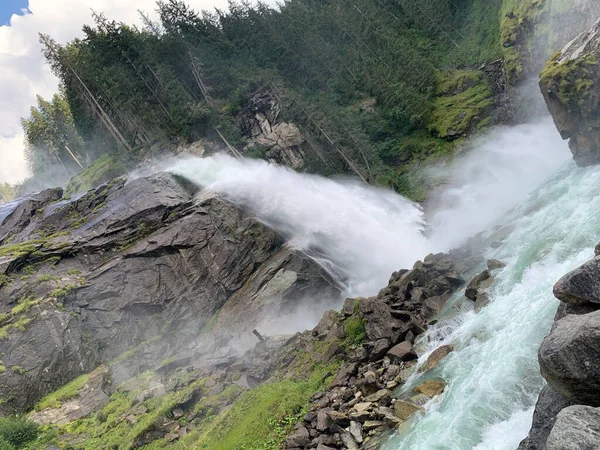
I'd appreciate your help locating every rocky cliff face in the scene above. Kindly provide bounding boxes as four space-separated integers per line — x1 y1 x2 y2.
540 18 600 166
240 88 307 170
0 172 340 414
522 249 600 449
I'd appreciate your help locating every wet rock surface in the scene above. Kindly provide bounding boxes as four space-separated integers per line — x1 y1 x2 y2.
0 172 339 413
526 242 600 449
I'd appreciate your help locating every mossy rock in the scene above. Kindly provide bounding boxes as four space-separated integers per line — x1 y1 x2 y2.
65 154 127 196
428 70 493 139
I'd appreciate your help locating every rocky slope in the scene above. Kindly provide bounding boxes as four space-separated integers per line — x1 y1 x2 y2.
0 172 340 415
20 237 494 449
0 163 517 449
540 18 600 166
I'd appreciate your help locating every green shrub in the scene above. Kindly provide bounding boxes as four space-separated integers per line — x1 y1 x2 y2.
0 435 15 450
0 417 38 447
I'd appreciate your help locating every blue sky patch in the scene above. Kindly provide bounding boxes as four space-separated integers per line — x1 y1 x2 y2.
1 0 30 26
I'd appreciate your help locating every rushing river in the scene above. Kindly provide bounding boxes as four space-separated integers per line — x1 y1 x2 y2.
384 159 600 449
163 115 594 449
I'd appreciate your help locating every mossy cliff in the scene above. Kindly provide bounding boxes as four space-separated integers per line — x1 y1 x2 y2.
540 19 600 166
500 0 600 86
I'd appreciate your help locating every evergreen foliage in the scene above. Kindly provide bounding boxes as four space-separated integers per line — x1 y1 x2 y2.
19 0 508 199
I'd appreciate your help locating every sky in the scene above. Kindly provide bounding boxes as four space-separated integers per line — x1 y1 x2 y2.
0 0 231 184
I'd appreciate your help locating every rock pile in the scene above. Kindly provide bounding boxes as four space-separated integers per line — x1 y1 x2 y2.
523 249 600 449
282 252 470 450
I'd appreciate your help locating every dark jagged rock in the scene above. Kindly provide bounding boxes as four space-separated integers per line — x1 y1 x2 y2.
525 385 573 450
465 269 492 301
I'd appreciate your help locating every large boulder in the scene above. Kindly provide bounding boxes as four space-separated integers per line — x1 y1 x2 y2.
540 18 600 166
524 385 573 450
538 310 600 404
545 405 600 450
553 257 600 304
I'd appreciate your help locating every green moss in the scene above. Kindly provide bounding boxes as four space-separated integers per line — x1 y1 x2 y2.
540 51 598 106
11 296 40 316
37 275 58 283
11 366 27 375
0 240 46 259
35 374 89 411
344 316 366 347
200 309 220 334
49 284 78 299
67 269 81 276
429 70 493 139
0 275 11 286
0 316 33 340
500 0 547 84
65 154 127 196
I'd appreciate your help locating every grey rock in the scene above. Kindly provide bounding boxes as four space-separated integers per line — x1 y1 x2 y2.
285 424 310 447
487 259 507 271
539 310 600 404
546 405 600 450
387 342 417 362
525 385 573 450
340 431 359 450
465 270 491 301
553 257 600 304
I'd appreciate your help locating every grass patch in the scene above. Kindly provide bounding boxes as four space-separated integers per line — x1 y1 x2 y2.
344 316 366 347
35 374 89 411
185 367 334 450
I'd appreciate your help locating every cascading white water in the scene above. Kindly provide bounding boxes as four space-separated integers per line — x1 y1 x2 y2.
383 160 600 449
166 154 432 296
164 116 590 449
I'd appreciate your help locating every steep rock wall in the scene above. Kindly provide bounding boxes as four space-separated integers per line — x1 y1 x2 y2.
0 173 340 414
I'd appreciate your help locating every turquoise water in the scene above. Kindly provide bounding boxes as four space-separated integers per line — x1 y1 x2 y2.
384 162 600 449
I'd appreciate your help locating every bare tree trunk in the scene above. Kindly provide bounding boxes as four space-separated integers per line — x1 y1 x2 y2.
214 127 243 159
64 145 84 169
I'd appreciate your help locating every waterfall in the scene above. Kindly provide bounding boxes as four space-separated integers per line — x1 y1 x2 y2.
164 114 590 449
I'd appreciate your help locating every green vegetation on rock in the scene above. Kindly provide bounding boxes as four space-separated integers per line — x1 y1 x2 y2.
344 316 367 347
429 70 494 139
35 374 89 411
64 154 127 196
540 52 598 106
0 417 38 449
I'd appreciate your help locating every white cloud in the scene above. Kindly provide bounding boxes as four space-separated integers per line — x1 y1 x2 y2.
0 0 231 184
